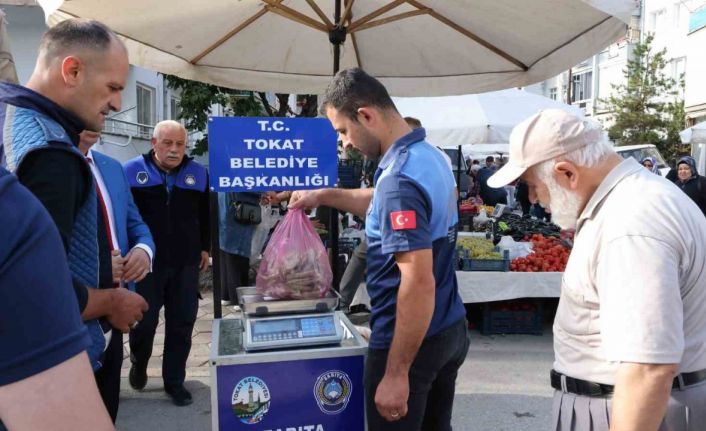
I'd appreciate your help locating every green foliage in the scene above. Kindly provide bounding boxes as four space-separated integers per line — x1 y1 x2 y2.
163 75 317 155
602 34 686 163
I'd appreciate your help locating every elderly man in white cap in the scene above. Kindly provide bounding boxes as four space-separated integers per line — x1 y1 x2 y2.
488 109 706 431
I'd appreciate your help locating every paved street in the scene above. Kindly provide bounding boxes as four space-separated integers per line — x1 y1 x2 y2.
117 292 555 431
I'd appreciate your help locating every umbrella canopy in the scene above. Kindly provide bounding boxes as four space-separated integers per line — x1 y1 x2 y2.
680 121 706 145
393 88 584 149
39 0 634 96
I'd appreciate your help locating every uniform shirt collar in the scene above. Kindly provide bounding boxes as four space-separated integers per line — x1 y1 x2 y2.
577 157 643 231
377 127 426 171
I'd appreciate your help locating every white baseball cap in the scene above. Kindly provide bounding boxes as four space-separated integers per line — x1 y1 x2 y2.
487 109 602 188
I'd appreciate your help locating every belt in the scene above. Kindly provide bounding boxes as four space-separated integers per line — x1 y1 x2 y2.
550 368 706 397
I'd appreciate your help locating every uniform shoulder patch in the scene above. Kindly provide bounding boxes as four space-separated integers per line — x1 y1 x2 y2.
390 210 417 230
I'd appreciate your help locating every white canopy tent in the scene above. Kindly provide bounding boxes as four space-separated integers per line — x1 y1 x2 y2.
680 121 706 146
39 0 634 96
393 88 585 157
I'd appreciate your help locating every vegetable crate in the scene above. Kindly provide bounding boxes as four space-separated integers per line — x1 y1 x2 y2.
458 249 510 272
338 160 364 189
481 300 543 336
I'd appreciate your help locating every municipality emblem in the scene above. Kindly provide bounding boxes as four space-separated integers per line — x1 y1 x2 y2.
313 370 352 415
185 174 196 186
136 171 149 185
232 376 271 424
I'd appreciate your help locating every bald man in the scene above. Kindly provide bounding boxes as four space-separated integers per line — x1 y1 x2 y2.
0 18 147 420
124 120 210 406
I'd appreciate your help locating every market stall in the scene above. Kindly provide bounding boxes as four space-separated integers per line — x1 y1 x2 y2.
456 271 561 304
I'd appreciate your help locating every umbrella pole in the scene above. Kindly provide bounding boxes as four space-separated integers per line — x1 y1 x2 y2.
210 191 223 319
456 144 462 201
329 0 343 292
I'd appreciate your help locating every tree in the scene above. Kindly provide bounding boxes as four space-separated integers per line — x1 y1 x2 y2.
163 75 318 155
602 34 685 162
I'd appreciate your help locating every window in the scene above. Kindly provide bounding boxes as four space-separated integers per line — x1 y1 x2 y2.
571 71 593 102
672 57 686 81
549 87 558 100
170 97 182 121
649 8 666 32
136 83 155 124
673 2 682 27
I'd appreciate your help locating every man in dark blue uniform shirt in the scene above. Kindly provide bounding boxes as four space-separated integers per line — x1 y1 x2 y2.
125 120 210 406
291 68 469 431
0 167 114 430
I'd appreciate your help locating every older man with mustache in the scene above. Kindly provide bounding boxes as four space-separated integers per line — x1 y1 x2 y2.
488 109 706 431
124 120 210 407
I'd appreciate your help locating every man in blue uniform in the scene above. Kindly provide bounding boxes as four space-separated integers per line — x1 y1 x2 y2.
291 68 469 431
125 120 210 406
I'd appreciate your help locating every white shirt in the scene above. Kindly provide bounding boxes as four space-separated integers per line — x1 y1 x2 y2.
87 149 153 264
553 158 706 384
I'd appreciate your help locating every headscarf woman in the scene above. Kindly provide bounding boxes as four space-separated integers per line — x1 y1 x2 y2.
673 156 706 217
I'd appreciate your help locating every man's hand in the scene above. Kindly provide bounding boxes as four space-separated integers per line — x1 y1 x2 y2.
261 191 287 206
106 288 148 333
122 248 150 283
110 250 126 284
199 251 210 273
289 190 321 210
375 372 409 422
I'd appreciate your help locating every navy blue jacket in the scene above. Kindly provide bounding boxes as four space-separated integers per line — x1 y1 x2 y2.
124 152 210 268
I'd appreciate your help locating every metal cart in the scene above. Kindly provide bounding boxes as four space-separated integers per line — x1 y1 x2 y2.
210 288 367 431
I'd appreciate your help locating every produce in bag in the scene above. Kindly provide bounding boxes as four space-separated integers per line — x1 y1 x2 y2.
256 208 333 299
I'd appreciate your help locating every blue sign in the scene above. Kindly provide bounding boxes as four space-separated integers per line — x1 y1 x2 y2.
216 356 365 431
208 117 338 192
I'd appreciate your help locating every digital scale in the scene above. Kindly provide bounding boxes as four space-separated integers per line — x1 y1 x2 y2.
243 312 344 351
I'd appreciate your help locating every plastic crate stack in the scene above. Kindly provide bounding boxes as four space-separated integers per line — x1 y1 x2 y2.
481 300 544 335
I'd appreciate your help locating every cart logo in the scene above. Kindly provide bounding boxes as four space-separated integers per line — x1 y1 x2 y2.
185 174 196 186
232 376 271 424
136 171 149 185
313 370 352 415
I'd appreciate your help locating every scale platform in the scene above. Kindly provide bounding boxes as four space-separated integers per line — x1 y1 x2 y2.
235 286 346 352
236 286 338 316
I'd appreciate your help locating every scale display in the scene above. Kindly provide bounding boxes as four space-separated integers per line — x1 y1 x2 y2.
244 312 343 351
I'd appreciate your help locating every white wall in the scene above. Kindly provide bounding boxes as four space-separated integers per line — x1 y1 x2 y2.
1 5 45 84
685 26 706 113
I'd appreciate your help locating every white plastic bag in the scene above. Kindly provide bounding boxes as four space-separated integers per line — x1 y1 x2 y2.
497 235 533 260
250 205 281 265
473 210 489 228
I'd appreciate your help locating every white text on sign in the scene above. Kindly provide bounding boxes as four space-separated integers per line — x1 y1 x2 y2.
230 157 318 169
257 120 290 132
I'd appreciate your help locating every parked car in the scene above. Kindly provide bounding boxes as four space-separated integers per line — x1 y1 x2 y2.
615 144 671 177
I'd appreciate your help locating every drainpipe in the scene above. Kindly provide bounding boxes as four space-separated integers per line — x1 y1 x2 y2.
592 53 599 115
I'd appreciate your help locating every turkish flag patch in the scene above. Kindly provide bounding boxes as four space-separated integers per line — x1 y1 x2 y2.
390 210 417 230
